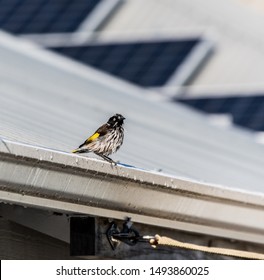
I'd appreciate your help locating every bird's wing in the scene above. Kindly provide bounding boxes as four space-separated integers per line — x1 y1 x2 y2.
79 124 108 148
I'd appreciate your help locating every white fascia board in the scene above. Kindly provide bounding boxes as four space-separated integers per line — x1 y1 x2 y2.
1 139 264 244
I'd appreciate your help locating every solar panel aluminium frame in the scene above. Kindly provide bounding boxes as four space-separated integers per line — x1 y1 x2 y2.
160 38 214 96
19 0 122 42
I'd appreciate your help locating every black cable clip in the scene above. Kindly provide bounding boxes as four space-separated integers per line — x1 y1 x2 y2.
106 218 154 250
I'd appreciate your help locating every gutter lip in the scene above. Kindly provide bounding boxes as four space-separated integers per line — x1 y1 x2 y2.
1 138 264 206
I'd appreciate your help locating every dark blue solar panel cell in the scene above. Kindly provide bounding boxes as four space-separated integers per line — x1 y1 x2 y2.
0 0 21 25
233 96 264 130
178 98 197 107
54 46 82 58
215 97 236 113
51 39 199 87
178 98 212 112
200 99 229 114
249 100 264 128
0 0 100 34
197 98 212 111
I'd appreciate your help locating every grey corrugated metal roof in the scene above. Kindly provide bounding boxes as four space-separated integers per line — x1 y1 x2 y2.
0 32 264 192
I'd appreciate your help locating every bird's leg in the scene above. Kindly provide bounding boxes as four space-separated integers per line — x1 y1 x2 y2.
95 153 117 166
103 155 117 166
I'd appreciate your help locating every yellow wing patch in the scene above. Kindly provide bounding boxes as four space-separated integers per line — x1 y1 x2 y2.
87 132 100 143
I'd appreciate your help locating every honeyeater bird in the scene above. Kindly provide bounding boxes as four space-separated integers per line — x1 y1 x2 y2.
72 114 125 165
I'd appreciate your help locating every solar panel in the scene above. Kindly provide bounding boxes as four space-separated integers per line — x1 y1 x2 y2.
176 95 264 131
0 0 100 34
51 39 200 87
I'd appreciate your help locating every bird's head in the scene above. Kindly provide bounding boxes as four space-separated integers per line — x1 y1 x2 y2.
108 114 125 127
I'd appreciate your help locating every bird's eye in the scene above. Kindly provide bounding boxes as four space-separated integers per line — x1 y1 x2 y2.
113 118 116 121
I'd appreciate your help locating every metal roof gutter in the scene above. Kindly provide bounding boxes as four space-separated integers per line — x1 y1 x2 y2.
1 139 264 244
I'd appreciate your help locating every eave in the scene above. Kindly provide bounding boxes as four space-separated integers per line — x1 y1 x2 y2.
1 139 264 244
